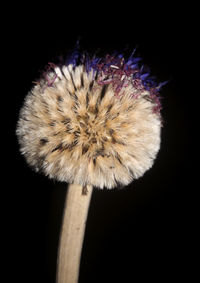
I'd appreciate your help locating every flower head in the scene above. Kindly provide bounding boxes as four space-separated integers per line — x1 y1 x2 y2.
16 50 164 189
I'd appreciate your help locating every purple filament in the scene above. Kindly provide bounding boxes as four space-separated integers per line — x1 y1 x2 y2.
39 49 166 115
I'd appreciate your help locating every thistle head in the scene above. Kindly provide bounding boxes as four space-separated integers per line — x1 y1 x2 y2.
16 50 164 189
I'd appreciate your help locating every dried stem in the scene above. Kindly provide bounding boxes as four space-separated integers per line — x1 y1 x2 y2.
56 184 93 283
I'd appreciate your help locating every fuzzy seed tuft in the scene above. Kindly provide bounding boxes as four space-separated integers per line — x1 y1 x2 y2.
16 53 162 189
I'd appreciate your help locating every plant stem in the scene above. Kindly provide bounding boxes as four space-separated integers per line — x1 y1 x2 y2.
56 183 93 283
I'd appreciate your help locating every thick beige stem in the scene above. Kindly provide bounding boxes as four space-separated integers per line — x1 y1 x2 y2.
56 184 93 283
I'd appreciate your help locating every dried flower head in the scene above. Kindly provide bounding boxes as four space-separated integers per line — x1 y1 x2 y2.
16 50 165 189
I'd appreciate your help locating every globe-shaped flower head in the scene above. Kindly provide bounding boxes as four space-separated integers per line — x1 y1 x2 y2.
16 49 165 189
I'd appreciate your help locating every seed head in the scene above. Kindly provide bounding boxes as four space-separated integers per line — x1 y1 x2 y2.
16 51 164 189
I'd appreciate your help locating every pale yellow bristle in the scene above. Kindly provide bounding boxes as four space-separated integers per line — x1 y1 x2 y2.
16 65 161 189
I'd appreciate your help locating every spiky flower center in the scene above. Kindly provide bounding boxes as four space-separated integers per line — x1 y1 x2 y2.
16 52 163 189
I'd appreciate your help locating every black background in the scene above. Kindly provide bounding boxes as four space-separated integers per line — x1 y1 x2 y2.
5 3 197 283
